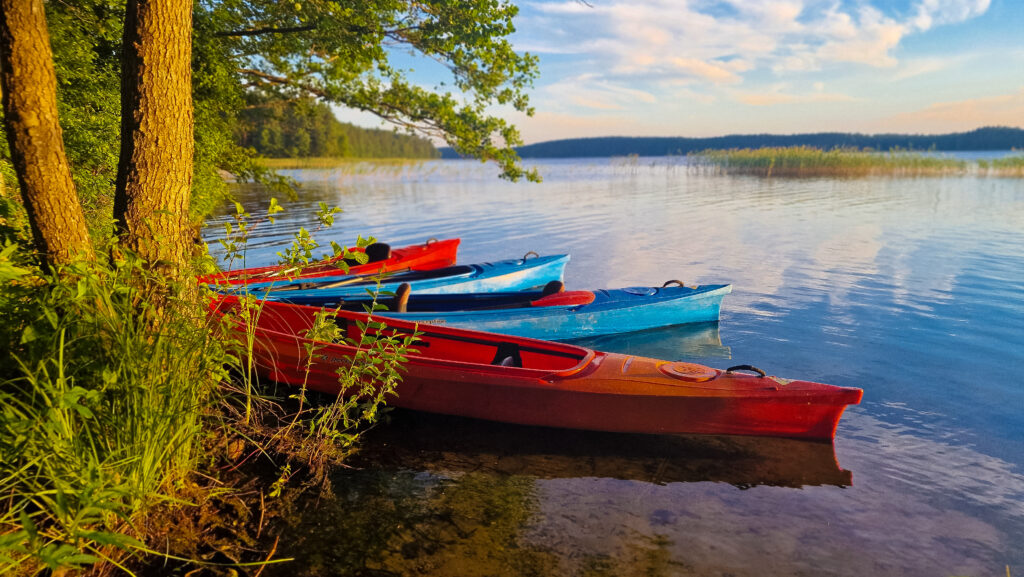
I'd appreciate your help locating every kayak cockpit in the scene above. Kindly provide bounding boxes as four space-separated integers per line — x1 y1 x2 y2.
216 296 591 373
351 319 591 372
250 264 477 293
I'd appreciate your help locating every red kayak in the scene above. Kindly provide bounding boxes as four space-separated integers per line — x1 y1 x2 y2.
213 296 863 441
199 237 460 285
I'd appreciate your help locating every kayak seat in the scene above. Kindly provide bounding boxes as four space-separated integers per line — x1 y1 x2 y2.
541 280 565 296
492 342 522 368
365 242 391 263
394 282 411 313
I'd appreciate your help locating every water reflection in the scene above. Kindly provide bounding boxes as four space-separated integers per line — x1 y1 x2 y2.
353 411 852 489
266 468 554 576
264 413 853 576
568 321 731 360
210 159 1024 576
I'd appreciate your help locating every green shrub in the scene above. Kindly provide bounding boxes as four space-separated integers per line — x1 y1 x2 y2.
0 245 231 572
0 199 414 573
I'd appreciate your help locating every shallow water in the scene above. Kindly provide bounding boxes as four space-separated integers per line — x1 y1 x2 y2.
206 158 1024 576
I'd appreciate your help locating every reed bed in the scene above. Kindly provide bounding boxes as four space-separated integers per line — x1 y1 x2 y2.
259 157 428 171
979 155 1024 176
692 146 969 177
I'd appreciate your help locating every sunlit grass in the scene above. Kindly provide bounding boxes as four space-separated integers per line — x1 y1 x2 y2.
691 146 969 177
0 253 229 572
0 199 420 573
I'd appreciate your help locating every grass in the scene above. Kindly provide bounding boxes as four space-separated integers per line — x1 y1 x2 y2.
0 252 229 573
0 198 417 574
692 146 970 177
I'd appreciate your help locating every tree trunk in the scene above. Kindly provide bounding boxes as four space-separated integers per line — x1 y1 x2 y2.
114 0 193 276
0 0 94 267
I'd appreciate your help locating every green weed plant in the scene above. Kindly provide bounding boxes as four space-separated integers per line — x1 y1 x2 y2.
0 198 414 574
0 247 228 573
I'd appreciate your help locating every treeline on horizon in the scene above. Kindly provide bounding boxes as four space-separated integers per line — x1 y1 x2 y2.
238 97 439 159
439 126 1024 159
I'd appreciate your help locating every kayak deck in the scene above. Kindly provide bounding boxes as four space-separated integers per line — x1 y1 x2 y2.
273 283 733 340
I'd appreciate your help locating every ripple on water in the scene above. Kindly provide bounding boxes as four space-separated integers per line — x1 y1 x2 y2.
207 160 1024 577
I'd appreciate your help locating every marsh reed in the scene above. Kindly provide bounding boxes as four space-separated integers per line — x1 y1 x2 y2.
692 146 970 177
980 155 1024 176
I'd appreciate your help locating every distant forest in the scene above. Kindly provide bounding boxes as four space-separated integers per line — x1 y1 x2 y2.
238 98 439 159
439 127 1024 159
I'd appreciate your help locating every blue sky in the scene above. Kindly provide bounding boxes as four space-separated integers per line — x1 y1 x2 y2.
337 0 1024 144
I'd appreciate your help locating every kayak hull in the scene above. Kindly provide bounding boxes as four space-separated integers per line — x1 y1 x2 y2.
200 238 460 285
235 255 570 298
282 284 733 340
215 297 862 440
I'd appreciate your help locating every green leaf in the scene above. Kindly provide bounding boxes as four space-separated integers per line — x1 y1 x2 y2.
19 510 37 540
267 197 284 223
77 530 144 549
20 325 37 345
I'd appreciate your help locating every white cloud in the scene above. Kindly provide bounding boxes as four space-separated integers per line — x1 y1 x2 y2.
507 0 1006 139
890 57 951 81
913 0 990 31
813 5 907 68
734 87 856 107
541 74 657 111
511 110 660 143
520 0 992 89
670 57 748 84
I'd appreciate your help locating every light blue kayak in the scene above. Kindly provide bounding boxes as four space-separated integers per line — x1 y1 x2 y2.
230 254 570 300
278 282 732 340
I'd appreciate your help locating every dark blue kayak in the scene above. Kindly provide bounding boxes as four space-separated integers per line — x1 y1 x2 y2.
279 282 732 340
226 254 570 299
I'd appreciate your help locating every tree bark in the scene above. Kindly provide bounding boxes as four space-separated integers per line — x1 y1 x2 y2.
0 0 94 267
114 0 193 275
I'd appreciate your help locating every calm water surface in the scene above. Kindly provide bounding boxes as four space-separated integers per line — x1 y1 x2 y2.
205 158 1024 576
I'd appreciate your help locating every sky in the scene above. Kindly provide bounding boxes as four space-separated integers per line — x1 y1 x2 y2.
335 0 1024 144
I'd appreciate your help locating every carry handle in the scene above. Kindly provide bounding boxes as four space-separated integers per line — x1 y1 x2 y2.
662 279 685 287
725 365 767 378
522 251 539 261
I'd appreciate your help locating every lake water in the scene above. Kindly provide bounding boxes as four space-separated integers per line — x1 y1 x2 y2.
205 158 1024 576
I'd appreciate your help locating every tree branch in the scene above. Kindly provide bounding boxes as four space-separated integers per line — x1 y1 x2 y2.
237 69 448 138
243 98 301 110
237 68 329 99
215 25 317 37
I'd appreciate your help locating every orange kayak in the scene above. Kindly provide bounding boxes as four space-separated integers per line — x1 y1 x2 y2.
213 296 862 441
199 237 460 285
